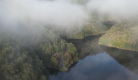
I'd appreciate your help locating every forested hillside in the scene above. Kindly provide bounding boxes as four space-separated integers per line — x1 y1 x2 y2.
59 11 114 39
0 9 114 80
1 0 138 80
99 19 138 51
0 25 79 80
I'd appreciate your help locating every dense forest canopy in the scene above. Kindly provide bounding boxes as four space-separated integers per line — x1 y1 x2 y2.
0 25 79 80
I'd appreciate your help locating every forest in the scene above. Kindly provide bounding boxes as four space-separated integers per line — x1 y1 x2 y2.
0 10 113 80
0 25 80 80
1 0 138 80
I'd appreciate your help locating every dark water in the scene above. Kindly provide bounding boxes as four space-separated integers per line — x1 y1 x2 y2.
49 35 138 80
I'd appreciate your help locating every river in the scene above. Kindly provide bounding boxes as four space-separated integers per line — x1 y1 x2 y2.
49 35 138 80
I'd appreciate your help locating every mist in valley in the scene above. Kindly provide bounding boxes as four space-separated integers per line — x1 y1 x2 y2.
0 0 138 80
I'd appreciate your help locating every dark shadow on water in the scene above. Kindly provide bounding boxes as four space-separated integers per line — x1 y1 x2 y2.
103 45 138 75
48 62 78 76
65 62 78 73
48 68 60 76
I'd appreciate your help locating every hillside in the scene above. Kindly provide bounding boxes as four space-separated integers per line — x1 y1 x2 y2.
99 19 138 51
0 25 79 80
59 11 114 39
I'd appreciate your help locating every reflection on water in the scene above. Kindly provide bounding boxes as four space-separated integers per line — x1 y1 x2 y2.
49 35 138 80
50 53 138 80
105 48 138 76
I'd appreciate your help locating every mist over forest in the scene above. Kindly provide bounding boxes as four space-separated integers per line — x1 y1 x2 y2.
1 0 138 32
0 0 138 80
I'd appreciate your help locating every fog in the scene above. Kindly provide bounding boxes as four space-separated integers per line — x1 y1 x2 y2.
0 0 88 30
0 0 138 35
87 0 138 19
1 1 138 80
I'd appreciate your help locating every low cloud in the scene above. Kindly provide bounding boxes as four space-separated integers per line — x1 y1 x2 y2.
87 0 138 19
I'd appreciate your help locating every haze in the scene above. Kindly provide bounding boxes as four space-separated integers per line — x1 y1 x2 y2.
0 0 138 33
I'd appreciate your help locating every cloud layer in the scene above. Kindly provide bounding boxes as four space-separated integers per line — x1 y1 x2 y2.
0 0 88 29
87 0 138 18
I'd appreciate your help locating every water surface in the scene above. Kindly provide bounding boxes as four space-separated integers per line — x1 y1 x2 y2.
50 35 138 80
